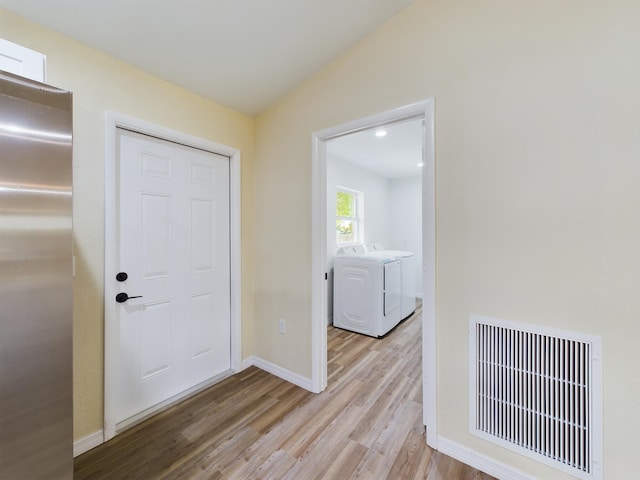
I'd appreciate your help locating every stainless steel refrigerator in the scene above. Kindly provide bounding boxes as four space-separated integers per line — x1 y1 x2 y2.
0 71 73 479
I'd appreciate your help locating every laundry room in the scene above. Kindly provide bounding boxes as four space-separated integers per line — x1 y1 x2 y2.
326 118 424 330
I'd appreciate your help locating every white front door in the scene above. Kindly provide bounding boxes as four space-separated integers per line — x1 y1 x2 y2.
115 128 231 425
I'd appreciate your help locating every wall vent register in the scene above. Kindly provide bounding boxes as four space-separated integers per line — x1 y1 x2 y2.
469 315 602 480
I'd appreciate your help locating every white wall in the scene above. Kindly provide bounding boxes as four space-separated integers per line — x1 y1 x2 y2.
389 175 422 298
326 153 390 322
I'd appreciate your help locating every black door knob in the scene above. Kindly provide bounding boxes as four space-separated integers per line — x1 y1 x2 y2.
116 292 143 303
116 272 128 282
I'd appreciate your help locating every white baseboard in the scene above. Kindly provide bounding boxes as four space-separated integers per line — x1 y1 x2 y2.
241 355 314 391
437 437 534 480
74 430 104 457
241 355 255 370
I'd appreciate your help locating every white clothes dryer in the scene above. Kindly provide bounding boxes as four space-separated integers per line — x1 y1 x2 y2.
333 247 402 337
366 244 416 320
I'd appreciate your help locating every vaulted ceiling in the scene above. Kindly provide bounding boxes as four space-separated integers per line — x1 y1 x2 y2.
0 0 413 116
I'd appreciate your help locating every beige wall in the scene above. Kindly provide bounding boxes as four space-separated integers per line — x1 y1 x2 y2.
4 1 640 477
255 1 639 478
0 9 256 440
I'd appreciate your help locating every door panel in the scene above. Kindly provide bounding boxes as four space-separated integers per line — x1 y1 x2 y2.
191 293 215 358
142 193 171 278
140 301 172 380
191 199 214 271
116 128 230 425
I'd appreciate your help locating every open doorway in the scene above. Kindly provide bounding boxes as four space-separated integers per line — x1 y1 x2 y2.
311 99 437 446
325 118 423 328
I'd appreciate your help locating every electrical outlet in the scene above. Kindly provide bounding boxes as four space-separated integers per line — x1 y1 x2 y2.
279 318 286 335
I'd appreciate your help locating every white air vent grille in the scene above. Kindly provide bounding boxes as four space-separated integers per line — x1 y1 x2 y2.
470 315 602 479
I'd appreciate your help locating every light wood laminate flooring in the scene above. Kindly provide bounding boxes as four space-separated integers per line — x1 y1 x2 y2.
75 307 495 479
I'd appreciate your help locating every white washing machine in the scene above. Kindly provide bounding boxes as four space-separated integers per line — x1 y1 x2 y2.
366 243 416 320
333 246 402 337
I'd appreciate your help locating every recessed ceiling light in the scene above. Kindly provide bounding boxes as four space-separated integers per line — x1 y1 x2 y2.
418 162 424 167
375 130 387 137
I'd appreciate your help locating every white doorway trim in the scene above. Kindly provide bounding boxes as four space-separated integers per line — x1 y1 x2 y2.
311 99 437 447
103 111 242 441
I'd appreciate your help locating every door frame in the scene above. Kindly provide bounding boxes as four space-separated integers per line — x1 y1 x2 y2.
311 98 437 447
103 111 242 441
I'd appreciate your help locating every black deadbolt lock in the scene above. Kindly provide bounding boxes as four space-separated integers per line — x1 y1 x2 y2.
116 272 128 282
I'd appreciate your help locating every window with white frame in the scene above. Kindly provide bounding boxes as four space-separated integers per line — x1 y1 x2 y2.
336 188 363 245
